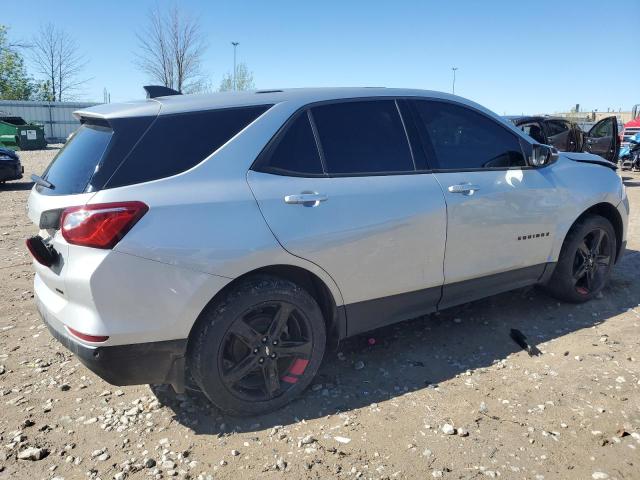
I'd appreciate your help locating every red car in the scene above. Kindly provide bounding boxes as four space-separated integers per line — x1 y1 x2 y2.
622 117 640 149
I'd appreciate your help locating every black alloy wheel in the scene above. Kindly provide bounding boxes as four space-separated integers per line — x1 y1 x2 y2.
572 227 611 296
220 301 314 401
190 275 326 416
545 214 616 303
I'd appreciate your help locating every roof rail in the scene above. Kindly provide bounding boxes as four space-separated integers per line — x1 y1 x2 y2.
143 85 181 99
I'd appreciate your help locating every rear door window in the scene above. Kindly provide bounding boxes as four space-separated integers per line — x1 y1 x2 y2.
413 100 525 169
40 124 113 196
107 105 271 188
255 112 323 175
311 100 415 175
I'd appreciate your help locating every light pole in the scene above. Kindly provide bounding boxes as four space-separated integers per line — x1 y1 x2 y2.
451 67 458 95
231 42 239 91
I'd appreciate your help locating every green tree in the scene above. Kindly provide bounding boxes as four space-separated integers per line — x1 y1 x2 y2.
0 25 34 100
32 80 55 101
219 62 255 92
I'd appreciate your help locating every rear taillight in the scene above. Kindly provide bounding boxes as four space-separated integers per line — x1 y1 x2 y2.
60 201 148 249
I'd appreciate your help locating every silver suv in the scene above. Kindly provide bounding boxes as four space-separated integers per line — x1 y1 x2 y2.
26 87 629 415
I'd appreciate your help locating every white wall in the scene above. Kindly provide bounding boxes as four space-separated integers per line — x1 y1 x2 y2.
0 100 100 143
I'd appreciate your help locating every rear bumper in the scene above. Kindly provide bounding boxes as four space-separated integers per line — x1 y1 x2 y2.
39 307 187 391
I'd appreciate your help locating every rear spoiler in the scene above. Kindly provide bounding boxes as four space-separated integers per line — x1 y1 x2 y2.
143 85 181 99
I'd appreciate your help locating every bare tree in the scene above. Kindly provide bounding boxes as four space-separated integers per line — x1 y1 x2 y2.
31 23 88 101
135 4 207 93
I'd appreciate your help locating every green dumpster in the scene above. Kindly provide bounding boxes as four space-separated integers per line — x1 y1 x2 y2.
0 116 47 150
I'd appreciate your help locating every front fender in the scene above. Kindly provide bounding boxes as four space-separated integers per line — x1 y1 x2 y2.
547 156 625 262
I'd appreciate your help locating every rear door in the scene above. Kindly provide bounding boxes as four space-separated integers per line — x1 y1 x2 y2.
410 99 563 308
583 116 620 162
248 99 447 335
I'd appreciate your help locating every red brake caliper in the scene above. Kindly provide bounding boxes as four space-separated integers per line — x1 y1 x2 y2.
282 358 309 384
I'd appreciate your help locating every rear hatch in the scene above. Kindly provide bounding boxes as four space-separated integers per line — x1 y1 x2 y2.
26 103 159 304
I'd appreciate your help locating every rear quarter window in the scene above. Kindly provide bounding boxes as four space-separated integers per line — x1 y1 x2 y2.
253 112 324 176
106 105 271 188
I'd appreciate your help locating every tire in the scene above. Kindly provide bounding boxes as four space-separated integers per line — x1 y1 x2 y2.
189 275 326 416
545 214 616 303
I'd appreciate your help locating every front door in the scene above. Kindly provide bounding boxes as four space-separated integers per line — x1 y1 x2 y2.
584 116 620 162
411 99 564 308
248 100 447 334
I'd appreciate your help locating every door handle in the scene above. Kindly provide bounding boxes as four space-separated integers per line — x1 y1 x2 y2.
284 192 328 206
447 183 480 195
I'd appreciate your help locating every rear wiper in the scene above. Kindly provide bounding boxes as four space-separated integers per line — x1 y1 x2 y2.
31 174 55 190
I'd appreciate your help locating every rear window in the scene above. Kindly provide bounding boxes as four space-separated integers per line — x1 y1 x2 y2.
106 105 270 188
38 105 270 195
40 124 113 196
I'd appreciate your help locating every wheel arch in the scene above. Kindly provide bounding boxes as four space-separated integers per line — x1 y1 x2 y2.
564 202 624 262
186 264 346 359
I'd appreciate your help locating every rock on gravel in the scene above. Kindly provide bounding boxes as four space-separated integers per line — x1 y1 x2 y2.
275 457 287 470
300 434 316 446
17 447 48 461
441 423 456 435
334 436 351 444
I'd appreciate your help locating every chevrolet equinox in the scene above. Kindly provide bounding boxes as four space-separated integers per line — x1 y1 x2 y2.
26 87 629 415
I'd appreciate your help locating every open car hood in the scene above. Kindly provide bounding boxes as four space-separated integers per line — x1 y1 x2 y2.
562 152 617 170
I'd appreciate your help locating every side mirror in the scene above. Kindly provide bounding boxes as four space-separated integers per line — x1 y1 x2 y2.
530 144 559 167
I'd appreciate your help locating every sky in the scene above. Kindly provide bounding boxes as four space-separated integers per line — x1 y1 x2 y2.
3 0 639 115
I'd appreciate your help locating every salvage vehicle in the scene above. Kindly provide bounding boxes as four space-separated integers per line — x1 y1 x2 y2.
619 132 640 171
0 146 23 183
508 115 620 163
621 116 640 150
26 87 629 415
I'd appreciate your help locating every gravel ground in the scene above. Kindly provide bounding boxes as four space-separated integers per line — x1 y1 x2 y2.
1 148 639 480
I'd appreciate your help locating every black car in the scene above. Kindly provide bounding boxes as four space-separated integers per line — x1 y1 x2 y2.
0 147 23 183
507 115 620 163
